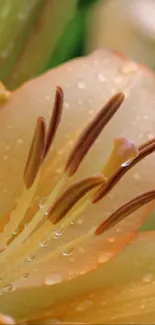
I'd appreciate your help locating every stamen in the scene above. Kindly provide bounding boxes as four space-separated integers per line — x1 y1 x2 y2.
92 139 155 203
24 117 46 189
95 190 155 235
48 175 106 224
0 82 10 102
102 137 138 178
44 86 63 158
65 93 125 177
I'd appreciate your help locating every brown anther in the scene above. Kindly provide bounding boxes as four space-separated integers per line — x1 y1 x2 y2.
24 117 46 188
44 86 63 158
65 93 125 177
48 175 106 224
92 138 155 203
95 190 155 235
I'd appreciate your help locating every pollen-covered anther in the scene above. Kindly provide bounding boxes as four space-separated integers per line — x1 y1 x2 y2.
95 189 155 235
92 138 155 203
102 137 139 178
0 81 10 103
65 92 125 177
24 117 46 189
44 86 63 158
48 175 106 224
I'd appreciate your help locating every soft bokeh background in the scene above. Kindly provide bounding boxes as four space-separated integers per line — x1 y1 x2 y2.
1 0 155 90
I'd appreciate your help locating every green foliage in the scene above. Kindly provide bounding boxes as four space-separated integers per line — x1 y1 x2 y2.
0 0 100 89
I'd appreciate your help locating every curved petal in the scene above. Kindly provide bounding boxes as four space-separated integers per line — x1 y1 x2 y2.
1 49 155 289
0 231 153 324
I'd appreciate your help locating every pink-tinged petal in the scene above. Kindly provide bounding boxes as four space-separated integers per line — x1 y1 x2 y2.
1 231 154 324
1 49 155 290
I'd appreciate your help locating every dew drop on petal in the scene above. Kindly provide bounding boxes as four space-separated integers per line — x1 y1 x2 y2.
108 236 116 243
98 252 113 264
121 62 138 75
76 300 93 312
97 73 106 82
13 228 19 235
62 247 75 256
17 137 24 145
121 157 134 167
40 239 49 248
52 226 64 239
3 283 13 292
142 273 154 284
44 273 63 285
27 254 36 262
77 81 85 89
21 273 29 280
39 196 48 209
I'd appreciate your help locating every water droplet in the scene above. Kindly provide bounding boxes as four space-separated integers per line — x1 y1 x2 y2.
27 254 36 262
97 73 106 82
17 137 24 144
40 239 49 248
3 283 13 292
77 219 83 225
70 220 74 225
52 226 64 239
3 155 8 161
13 228 19 235
143 273 153 284
45 273 63 285
98 252 113 264
77 81 85 89
62 247 75 256
121 62 138 75
108 237 115 243
76 300 93 312
121 158 133 167
64 101 70 109
21 273 29 280
39 196 48 209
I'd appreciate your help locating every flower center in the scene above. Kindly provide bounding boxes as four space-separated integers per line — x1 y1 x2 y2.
0 87 155 292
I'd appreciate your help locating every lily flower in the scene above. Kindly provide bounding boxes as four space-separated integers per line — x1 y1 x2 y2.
0 48 155 324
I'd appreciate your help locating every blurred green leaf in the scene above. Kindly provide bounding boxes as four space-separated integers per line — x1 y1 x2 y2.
46 0 101 69
0 0 100 89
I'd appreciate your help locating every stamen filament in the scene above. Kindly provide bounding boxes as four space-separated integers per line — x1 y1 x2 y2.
0 174 67 259
0 228 95 289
